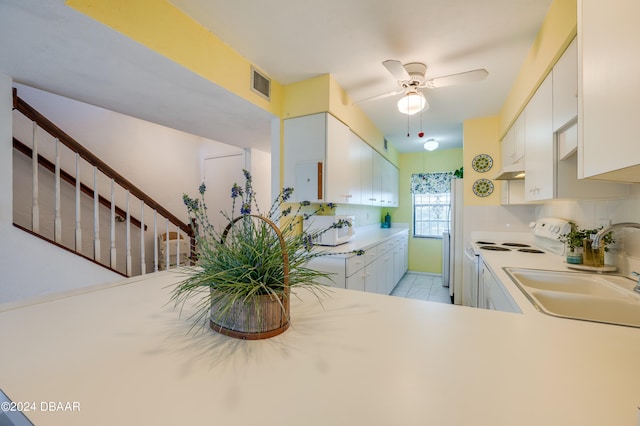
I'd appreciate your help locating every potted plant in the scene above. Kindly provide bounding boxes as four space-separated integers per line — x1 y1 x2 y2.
560 223 614 266
171 169 363 340
559 222 587 264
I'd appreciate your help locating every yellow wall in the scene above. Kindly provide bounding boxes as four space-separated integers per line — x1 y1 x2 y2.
66 0 396 186
498 0 577 138
395 148 463 273
282 74 398 166
66 0 283 117
463 117 502 206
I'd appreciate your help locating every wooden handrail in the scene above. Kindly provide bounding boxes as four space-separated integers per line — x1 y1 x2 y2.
13 137 147 231
12 89 192 238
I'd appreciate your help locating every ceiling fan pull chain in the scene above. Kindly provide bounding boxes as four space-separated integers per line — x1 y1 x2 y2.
406 112 410 137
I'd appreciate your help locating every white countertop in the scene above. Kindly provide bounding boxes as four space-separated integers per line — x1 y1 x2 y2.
1 260 640 425
312 223 409 257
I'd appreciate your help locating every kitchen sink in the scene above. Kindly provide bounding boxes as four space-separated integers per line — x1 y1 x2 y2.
504 268 640 328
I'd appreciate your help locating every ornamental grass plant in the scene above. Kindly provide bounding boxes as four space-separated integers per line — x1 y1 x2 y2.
171 169 363 334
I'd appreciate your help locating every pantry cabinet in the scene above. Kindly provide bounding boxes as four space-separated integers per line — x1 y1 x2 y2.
578 0 640 182
284 112 399 205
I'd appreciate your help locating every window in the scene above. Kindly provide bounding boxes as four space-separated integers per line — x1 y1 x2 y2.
411 172 453 238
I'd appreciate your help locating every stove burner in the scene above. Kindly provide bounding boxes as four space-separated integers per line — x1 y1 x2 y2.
518 248 544 254
502 243 531 248
479 246 511 251
476 241 495 245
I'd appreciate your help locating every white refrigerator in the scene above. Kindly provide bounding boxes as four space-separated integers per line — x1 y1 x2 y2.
442 178 463 305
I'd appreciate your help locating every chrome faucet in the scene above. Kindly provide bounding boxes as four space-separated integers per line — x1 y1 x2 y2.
591 222 640 249
633 272 640 294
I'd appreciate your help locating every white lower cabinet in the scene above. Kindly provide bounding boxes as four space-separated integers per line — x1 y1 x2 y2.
480 260 521 313
307 230 409 295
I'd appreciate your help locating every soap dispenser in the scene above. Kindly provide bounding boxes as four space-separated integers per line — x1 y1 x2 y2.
382 212 391 228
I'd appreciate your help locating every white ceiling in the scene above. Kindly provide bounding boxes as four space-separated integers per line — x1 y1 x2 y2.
0 0 553 153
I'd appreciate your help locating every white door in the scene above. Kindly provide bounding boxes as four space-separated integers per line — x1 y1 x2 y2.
203 154 246 233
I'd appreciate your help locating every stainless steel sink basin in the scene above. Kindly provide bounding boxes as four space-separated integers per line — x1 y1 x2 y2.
504 268 640 328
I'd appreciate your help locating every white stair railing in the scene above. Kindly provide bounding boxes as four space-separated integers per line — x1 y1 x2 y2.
12 89 195 278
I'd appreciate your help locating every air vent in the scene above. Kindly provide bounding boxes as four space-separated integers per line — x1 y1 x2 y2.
251 66 271 101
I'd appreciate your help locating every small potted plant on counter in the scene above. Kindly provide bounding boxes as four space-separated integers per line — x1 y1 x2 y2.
171 169 364 340
559 222 586 264
560 223 614 267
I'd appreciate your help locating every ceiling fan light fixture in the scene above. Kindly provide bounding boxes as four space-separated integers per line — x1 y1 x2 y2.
423 139 439 151
397 92 426 115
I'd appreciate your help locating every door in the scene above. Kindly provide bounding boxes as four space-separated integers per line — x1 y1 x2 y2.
203 154 245 233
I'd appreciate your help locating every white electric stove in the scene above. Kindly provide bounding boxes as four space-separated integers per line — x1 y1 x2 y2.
463 218 571 307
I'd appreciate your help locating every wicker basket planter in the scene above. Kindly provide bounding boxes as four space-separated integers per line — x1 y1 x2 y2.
208 214 290 340
210 289 290 340
173 170 363 342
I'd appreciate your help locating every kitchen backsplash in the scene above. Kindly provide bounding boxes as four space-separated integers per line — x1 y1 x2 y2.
535 185 640 274
334 205 383 228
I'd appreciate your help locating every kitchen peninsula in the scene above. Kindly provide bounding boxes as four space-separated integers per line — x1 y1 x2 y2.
1 267 639 426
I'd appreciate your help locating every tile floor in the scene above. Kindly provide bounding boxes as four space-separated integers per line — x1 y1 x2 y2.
390 272 452 304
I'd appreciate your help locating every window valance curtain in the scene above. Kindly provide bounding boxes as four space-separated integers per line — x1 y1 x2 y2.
410 172 453 194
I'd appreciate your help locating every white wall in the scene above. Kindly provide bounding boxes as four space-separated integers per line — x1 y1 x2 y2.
4 82 273 303
1 76 121 304
14 83 202 220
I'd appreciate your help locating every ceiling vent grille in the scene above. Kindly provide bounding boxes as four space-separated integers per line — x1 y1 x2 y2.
251 66 271 101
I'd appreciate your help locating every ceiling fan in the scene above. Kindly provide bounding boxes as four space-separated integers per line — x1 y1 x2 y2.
355 60 489 115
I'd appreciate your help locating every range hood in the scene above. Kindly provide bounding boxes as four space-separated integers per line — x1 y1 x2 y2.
493 161 526 180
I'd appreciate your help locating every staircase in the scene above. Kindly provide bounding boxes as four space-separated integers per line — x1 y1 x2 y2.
11 88 195 278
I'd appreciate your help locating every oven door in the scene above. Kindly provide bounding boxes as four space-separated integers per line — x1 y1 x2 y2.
463 247 479 307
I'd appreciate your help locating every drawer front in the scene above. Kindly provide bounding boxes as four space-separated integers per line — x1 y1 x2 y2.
364 245 379 265
377 241 388 256
346 255 366 277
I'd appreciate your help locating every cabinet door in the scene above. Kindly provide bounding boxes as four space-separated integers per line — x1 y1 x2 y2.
346 132 364 205
481 262 520 313
346 271 366 292
524 74 554 201
579 0 640 182
283 113 327 202
500 126 516 166
388 162 399 207
513 114 525 163
325 115 353 203
361 144 374 205
552 38 578 132
372 152 384 206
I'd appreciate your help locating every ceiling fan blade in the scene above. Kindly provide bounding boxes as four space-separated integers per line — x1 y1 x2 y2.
353 88 404 105
424 69 488 88
382 59 411 81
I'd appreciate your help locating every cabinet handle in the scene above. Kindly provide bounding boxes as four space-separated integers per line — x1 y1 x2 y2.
342 194 352 198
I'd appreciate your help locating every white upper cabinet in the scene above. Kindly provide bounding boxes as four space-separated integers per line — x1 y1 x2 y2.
524 74 554 201
326 118 361 204
578 0 640 182
361 142 374 205
284 112 399 206
552 38 578 132
283 113 326 202
501 113 525 168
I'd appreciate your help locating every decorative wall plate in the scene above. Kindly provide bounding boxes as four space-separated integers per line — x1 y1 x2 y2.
472 178 494 197
471 154 493 173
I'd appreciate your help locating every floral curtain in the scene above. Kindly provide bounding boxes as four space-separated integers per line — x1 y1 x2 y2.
410 172 454 194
